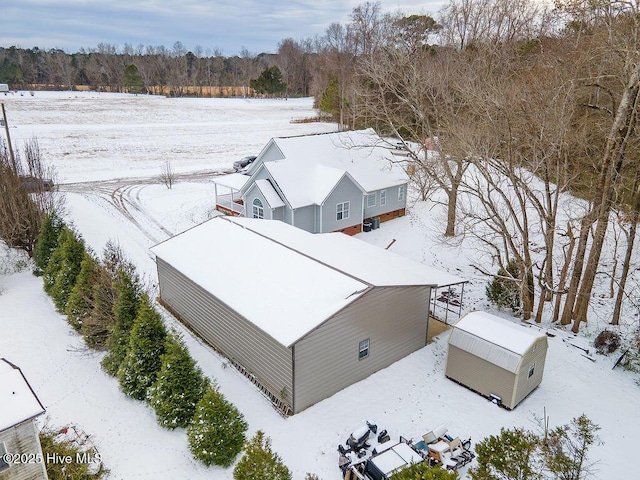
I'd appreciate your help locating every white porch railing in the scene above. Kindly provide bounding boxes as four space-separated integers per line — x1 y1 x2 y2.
216 193 245 216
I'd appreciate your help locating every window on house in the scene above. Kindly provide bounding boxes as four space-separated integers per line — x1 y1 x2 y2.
336 201 350 221
528 363 536 378
359 338 370 360
366 193 376 208
380 190 386 206
252 198 264 219
0 442 10 472
398 185 405 202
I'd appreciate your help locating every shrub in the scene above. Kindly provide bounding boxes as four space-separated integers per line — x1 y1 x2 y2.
149 333 208 429
187 385 248 467
593 329 621 355
65 251 100 331
102 264 144 375
392 462 459 479
44 227 85 312
117 295 167 400
233 430 291 480
33 212 63 275
82 267 117 350
486 260 521 314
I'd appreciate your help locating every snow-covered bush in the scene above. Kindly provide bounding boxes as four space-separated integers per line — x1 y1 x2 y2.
148 333 208 429
44 226 85 312
117 295 167 400
486 260 521 314
33 212 63 275
65 251 99 332
594 329 621 355
187 385 248 467
233 430 291 480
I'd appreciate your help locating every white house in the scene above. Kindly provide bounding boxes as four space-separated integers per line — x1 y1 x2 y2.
214 129 410 235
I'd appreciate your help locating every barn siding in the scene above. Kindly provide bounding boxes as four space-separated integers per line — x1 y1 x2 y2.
293 286 430 413
445 345 516 407
0 421 48 480
512 337 548 408
156 258 294 409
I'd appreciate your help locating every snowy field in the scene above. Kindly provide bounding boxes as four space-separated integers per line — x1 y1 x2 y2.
1 91 639 479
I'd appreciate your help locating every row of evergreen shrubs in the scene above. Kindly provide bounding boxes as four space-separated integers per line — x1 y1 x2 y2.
33 213 295 477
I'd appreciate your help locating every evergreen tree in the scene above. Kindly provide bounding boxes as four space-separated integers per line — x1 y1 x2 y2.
45 227 86 312
486 260 522 314
102 264 143 375
117 295 167 400
469 427 542 480
123 64 144 93
250 66 287 96
65 250 99 332
187 384 248 467
542 415 600 480
233 430 291 480
33 212 63 275
81 266 117 349
148 333 208 429
392 462 459 480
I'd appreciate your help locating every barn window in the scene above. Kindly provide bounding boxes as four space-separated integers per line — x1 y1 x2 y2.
0 442 10 472
337 201 350 221
252 198 264 219
358 338 370 360
380 190 387 206
366 193 376 208
528 363 536 378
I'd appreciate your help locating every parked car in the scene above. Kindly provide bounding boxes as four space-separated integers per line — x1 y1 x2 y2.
233 155 257 173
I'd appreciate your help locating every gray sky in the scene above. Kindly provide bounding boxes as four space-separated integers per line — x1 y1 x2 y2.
2 0 448 56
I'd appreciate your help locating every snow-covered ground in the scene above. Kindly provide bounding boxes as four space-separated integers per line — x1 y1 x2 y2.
1 91 639 479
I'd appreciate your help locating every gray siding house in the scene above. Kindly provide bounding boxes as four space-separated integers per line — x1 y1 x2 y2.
151 216 463 414
0 359 48 480
214 129 409 235
445 311 548 410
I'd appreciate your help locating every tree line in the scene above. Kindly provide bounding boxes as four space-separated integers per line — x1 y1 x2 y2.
3 0 640 332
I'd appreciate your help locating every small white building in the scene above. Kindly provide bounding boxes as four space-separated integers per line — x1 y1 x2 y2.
445 311 548 410
0 358 48 480
0 84 9 93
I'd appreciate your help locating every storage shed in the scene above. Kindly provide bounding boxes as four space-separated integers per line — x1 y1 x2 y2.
445 311 548 409
151 216 464 414
0 358 47 480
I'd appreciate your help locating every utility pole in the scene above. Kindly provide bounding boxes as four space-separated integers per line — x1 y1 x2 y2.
1 102 18 174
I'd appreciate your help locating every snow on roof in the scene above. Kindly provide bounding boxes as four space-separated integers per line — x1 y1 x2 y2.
226 217 466 288
254 179 285 208
449 311 547 373
212 172 251 191
0 359 45 432
150 217 368 347
266 129 408 197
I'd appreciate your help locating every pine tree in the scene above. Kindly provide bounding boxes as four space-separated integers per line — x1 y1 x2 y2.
187 384 248 467
45 227 86 312
81 266 117 349
469 427 542 480
102 264 143 376
392 462 459 479
65 251 99 332
233 431 291 480
33 212 63 275
117 295 167 400
148 333 208 429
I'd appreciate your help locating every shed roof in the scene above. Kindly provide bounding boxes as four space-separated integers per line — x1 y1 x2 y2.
151 217 458 347
151 217 368 347
448 311 547 373
227 216 465 288
0 359 45 432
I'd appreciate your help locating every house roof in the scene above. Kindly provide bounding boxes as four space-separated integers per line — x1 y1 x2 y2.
0 358 46 432
448 311 547 373
246 129 408 208
151 217 459 347
254 179 285 208
151 217 369 347
227 217 465 288
213 172 251 191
